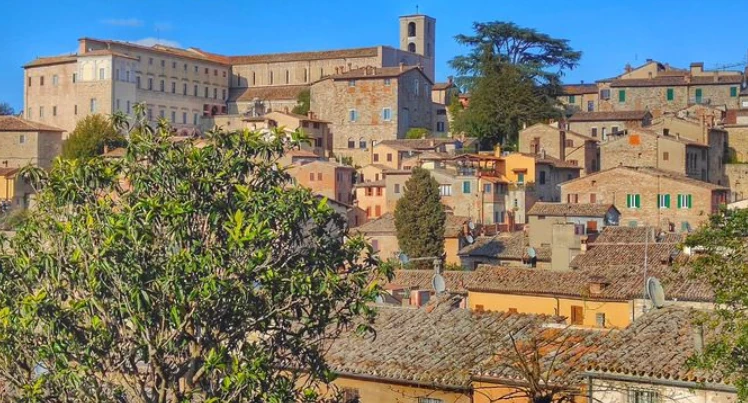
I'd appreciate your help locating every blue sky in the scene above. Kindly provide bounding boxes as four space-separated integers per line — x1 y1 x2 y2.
2 0 747 112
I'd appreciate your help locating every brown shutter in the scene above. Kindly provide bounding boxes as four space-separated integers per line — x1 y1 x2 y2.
587 220 598 233
571 306 584 325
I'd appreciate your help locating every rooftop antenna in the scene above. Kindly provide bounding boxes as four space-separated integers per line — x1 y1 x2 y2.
416 4 419 14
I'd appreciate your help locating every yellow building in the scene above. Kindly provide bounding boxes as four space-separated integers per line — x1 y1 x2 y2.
0 168 19 203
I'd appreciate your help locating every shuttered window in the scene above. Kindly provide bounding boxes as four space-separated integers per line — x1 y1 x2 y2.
618 89 626 103
666 88 674 101
571 306 584 325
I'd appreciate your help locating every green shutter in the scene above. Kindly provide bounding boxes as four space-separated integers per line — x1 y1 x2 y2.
731 87 738 97
695 88 703 103
665 194 671 208
463 181 471 194
627 194 632 208
677 194 682 209
635 194 641 208
687 194 693 209
569 95 576 103
666 88 674 101
618 90 626 103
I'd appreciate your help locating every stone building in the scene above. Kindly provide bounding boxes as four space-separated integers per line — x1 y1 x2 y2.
24 39 231 134
559 60 743 120
310 66 434 165
354 180 387 220
288 160 356 205
518 123 599 175
599 128 720 183
566 110 652 140
560 166 729 231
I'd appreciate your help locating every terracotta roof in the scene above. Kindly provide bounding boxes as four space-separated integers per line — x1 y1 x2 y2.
588 306 729 385
228 85 309 102
388 270 470 293
528 202 617 217
354 179 386 188
326 66 433 84
521 123 598 142
326 304 567 389
376 138 460 151
78 49 139 61
229 46 379 65
0 168 19 177
286 149 320 158
273 111 329 123
561 166 729 191
561 83 599 95
611 74 742 87
465 264 713 302
433 82 455 91
445 214 470 238
568 110 650 122
602 127 708 148
23 54 78 68
355 212 395 234
77 38 230 64
0 116 64 132
458 232 551 262
592 226 684 245
534 155 585 169
570 243 681 269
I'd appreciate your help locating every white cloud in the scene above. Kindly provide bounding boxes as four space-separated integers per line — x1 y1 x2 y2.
132 37 182 48
100 18 144 27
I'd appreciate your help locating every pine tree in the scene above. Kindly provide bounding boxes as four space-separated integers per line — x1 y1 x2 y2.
394 167 446 263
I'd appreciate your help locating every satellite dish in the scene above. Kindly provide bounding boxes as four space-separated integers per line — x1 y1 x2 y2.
466 235 475 244
374 295 384 304
646 277 666 309
399 253 410 264
527 247 537 259
468 221 476 230
432 273 446 293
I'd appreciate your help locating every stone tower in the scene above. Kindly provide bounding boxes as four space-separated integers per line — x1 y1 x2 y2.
399 14 436 61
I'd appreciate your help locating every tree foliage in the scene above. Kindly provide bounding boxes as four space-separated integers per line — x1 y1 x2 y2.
394 167 446 263
684 208 748 400
0 103 14 116
61 114 127 160
449 22 580 146
405 127 431 139
0 103 389 402
292 89 311 116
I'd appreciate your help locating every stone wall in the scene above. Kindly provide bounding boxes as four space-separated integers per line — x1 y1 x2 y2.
724 163 748 202
725 124 748 162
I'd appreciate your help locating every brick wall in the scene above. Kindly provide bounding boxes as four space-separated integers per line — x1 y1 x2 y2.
725 164 748 202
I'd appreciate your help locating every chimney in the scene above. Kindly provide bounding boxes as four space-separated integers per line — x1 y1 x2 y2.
690 62 704 76
580 236 588 254
624 63 633 73
399 62 405 72
494 144 502 157
587 276 609 296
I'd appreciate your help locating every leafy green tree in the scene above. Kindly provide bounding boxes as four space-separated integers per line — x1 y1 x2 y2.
0 103 389 402
292 89 311 116
394 167 446 263
405 127 431 139
0 102 14 116
449 22 581 146
685 208 748 400
61 114 127 160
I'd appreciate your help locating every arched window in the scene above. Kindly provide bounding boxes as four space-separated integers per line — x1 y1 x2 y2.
359 138 367 149
408 42 416 53
269 71 274 85
303 68 308 82
408 22 416 37
347 138 355 149
285 70 290 84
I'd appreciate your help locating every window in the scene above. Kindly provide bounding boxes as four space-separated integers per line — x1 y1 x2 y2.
565 139 574 147
539 171 546 185
365 207 371 217
99 68 106 80
40 76 45 86
474 304 485 313
349 109 358 122
681 222 691 232
618 89 626 103
171 62 176 69
222 89 226 100
205 68 209 74
462 181 471 194
591 127 598 137
731 86 738 97
439 184 452 196
568 95 576 103
73 73 77 83
382 107 392 121
171 82 176 93
194 65 198 73
214 69 218 76
436 122 445 132
347 138 355 148
695 88 703 103
213 88 218 99
386 153 392 162
269 71 274 84
309 172 315 181
517 173 525 184
19 134 26 144
160 80 165 92
161 60 165 67
52 75 58 86
147 109 153 120
596 313 606 328
626 194 641 209
394 184 400 194
630 390 659 403
135 76 140 88
171 111 176 123
359 138 366 149
115 99 120 111
600 89 610 100
567 193 579 204
194 85 198 96
39 106 43 118
611 126 618 134
365 188 373 197
159 110 165 119
587 100 594 112
666 88 674 101
418 399 443 403
148 78 153 90
184 63 188 71
414 78 420 96
193 113 199 125
373 154 380 162
303 68 308 82
126 101 131 114
658 194 671 209
348 79 356 88
601 127 607 140
570 306 584 325
27 76 31 87
90 98 97 113
483 184 491 193
148 58 153 65
384 78 391 86
590 193 597 203
408 42 416 52
677 194 693 209
663 151 669 161
204 87 209 98
375 205 381 216
183 83 188 95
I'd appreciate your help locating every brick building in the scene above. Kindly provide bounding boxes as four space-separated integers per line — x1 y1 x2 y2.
566 110 652 140
560 166 729 231
519 123 599 175
310 66 434 165
288 160 356 205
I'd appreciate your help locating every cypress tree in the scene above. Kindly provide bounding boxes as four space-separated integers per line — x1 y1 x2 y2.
394 167 446 264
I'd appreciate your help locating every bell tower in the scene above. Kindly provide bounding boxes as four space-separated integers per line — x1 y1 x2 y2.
399 14 435 59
